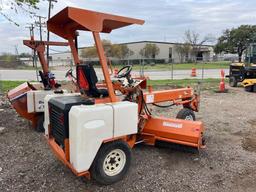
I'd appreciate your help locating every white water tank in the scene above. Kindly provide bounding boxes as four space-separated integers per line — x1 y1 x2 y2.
69 104 113 172
110 101 138 137
69 101 138 173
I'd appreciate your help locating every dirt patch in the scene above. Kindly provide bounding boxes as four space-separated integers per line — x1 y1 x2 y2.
242 137 256 152
248 120 256 128
0 87 256 192
242 120 256 152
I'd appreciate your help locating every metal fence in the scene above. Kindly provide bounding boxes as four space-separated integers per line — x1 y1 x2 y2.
46 55 235 67
19 54 237 66
0 56 233 81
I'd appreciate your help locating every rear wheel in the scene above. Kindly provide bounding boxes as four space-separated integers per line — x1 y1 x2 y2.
90 140 131 185
176 108 196 121
229 76 237 87
253 85 256 92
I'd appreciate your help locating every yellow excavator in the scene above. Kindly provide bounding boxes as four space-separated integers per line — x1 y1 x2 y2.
241 44 256 92
226 44 256 92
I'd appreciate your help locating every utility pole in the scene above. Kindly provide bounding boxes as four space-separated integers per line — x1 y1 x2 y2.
26 24 36 67
14 45 19 57
25 23 35 39
35 15 46 41
46 0 57 67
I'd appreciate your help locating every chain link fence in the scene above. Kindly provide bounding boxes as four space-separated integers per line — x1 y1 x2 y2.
53 56 232 80
0 56 234 81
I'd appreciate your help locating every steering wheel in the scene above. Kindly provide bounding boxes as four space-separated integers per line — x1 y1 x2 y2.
116 65 133 78
65 69 73 78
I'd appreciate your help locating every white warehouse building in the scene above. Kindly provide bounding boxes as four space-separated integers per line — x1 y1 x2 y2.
50 41 214 66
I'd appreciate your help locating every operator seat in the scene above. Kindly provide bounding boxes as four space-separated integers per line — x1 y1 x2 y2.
77 64 109 98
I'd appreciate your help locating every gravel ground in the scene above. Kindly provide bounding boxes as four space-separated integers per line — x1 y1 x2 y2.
0 87 256 192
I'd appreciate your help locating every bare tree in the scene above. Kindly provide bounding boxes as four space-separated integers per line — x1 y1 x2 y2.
184 30 214 62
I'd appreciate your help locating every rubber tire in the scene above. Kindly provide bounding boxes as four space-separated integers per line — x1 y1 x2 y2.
229 76 237 87
36 114 45 132
253 85 256 92
176 108 196 121
245 85 253 92
90 140 131 185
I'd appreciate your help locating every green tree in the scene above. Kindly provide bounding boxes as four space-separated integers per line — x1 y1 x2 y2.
0 53 17 62
139 43 160 59
81 40 134 61
14 0 39 6
102 39 113 57
0 0 40 26
80 39 113 59
81 47 97 59
19 52 31 57
215 25 256 62
111 44 133 59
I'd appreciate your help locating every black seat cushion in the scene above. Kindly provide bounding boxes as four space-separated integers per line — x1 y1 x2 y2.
98 88 109 97
77 64 109 98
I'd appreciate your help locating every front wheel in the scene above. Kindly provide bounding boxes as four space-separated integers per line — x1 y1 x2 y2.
229 76 237 87
90 140 131 185
176 108 196 121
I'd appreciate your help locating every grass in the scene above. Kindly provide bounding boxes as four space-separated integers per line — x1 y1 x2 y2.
0 81 24 93
112 61 231 71
148 78 228 91
18 66 56 70
2 61 230 71
0 65 56 70
0 78 225 93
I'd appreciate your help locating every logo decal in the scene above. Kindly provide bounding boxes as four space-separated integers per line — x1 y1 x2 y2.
163 122 182 129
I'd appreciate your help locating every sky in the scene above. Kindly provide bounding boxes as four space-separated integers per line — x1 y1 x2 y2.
0 0 256 54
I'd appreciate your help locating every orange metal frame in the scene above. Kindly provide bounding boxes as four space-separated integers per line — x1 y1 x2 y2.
143 87 199 111
44 7 205 178
47 7 144 102
23 40 69 75
140 116 204 148
44 7 146 177
7 39 70 127
7 82 39 127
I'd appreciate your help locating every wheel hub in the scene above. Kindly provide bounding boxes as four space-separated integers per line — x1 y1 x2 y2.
109 157 116 166
103 149 126 176
185 115 194 121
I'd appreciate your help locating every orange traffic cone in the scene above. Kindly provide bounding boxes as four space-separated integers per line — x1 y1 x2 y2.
219 69 226 92
191 68 197 77
219 81 225 92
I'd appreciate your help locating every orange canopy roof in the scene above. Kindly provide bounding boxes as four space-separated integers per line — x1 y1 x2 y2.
47 7 145 40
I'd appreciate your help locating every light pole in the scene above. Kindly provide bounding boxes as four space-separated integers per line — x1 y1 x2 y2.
46 0 58 67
